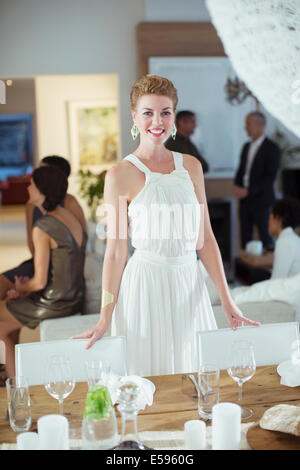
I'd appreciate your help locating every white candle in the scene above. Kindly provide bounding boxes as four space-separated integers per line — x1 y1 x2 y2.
212 403 241 450
38 415 69 450
184 420 206 450
17 432 40 450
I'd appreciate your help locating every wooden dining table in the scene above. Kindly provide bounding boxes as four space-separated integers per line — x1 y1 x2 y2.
1 364 300 447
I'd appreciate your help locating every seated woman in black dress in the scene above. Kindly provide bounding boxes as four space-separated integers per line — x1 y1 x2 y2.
0 155 87 300
0 166 86 378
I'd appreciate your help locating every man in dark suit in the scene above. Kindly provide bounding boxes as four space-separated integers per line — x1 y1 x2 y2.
234 112 281 251
165 110 209 173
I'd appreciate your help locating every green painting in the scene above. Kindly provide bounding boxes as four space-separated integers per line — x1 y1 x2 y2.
77 105 119 166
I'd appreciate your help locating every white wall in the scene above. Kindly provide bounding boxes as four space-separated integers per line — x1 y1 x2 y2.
0 0 146 157
35 74 119 162
35 74 120 212
2 0 298 171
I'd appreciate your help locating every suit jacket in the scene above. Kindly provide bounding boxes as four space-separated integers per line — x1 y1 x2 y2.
234 137 281 207
165 133 209 173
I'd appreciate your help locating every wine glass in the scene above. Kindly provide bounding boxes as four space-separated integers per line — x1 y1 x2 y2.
44 355 75 415
227 340 256 420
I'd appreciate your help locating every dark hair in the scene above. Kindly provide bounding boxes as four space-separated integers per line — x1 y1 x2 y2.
271 197 300 229
176 110 195 125
33 166 68 212
41 155 71 178
248 111 266 126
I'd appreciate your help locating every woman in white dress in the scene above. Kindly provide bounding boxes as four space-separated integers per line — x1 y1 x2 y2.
73 75 259 375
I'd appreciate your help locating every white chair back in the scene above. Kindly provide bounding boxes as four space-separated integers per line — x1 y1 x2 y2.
15 337 127 386
197 322 300 370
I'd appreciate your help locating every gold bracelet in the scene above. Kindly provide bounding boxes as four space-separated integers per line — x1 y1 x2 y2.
101 288 114 309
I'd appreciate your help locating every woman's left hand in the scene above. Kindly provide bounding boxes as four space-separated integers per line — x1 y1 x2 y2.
223 301 261 330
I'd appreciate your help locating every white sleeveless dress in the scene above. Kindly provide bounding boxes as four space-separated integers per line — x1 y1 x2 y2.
111 151 217 376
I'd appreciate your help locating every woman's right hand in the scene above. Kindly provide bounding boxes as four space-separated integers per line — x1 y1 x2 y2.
71 317 111 349
6 289 22 299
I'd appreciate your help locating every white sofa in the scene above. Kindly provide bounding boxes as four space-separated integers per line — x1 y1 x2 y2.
205 276 296 327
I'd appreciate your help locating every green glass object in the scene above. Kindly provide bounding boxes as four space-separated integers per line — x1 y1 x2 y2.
83 385 113 421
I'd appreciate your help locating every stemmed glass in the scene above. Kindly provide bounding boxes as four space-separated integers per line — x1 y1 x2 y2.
44 355 75 415
227 340 256 420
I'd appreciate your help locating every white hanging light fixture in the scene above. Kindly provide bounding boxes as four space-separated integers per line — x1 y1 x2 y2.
206 0 300 137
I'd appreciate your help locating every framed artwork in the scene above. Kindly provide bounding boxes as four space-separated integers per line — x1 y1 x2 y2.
67 99 120 173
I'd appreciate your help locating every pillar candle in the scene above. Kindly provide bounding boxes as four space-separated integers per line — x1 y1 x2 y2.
212 403 241 450
184 420 206 450
38 414 69 450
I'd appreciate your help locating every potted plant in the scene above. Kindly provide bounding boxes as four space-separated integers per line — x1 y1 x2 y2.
78 169 107 222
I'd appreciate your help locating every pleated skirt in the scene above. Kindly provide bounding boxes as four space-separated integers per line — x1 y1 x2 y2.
111 250 217 376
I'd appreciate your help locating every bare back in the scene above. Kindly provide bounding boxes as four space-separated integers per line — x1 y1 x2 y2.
47 207 84 249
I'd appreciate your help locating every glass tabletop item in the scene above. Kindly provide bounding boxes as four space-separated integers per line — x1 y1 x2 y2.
84 359 111 389
44 354 75 415
197 365 220 420
6 376 31 433
82 385 118 450
227 340 256 420
112 382 152 450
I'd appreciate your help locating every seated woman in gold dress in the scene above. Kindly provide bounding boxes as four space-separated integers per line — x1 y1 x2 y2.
0 166 86 379
0 155 87 300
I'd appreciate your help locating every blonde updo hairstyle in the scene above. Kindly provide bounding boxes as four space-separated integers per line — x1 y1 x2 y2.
130 74 178 111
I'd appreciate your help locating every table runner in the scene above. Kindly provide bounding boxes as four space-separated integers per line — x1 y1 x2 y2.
0 423 253 450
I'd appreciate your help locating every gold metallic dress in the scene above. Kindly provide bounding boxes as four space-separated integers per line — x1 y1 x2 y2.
7 215 86 329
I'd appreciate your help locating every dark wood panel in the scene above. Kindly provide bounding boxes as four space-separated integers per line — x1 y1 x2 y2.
136 22 226 77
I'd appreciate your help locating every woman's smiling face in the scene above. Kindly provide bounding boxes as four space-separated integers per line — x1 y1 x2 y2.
132 94 175 145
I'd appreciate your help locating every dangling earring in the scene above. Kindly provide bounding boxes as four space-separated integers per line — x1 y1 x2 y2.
171 123 177 140
131 123 139 141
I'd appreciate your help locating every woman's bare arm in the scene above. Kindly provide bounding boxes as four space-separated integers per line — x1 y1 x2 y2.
184 155 232 304
15 227 50 292
25 202 35 255
72 165 129 348
184 155 260 328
